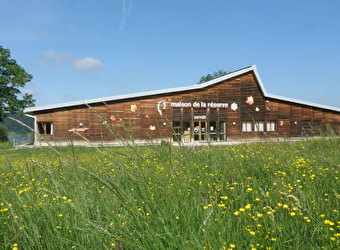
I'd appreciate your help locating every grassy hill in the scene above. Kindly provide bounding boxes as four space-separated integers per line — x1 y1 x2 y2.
0 114 34 137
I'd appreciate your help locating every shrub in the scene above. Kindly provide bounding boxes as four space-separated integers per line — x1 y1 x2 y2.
0 125 8 142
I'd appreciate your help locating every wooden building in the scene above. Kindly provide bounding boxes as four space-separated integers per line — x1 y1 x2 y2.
25 66 340 146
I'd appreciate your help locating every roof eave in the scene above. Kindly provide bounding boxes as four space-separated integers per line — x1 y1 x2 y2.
25 65 257 113
265 93 340 112
25 65 340 114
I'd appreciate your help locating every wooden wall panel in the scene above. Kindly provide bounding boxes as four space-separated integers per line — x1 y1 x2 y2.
313 109 323 120
31 71 340 143
290 106 302 136
277 103 291 119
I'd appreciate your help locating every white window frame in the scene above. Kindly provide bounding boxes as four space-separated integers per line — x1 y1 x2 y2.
254 121 264 132
266 121 276 132
242 121 252 132
38 122 53 135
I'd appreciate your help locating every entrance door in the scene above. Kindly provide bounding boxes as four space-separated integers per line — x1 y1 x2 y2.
194 121 207 141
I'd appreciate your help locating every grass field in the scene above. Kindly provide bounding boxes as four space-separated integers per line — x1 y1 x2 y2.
0 138 339 249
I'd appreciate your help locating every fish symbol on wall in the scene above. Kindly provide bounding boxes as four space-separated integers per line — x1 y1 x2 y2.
68 128 89 132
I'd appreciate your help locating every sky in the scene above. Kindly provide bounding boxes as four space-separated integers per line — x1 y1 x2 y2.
2 0 340 108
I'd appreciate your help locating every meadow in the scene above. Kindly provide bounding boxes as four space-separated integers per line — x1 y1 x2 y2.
0 138 339 249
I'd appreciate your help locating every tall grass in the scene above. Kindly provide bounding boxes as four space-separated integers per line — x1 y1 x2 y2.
0 138 340 249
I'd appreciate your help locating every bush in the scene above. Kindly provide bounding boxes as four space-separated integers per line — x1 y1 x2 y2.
0 125 8 142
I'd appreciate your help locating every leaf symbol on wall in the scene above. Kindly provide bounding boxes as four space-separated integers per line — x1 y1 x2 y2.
130 104 137 112
245 96 254 105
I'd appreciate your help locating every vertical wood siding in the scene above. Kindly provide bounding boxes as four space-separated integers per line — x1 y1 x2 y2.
32 72 340 143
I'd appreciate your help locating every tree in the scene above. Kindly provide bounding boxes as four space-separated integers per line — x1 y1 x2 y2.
198 69 229 84
0 46 35 120
0 125 8 142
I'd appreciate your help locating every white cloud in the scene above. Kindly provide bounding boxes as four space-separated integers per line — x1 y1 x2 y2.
72 58 104 73
34 50 103 73
33 49 75 67
42 49 75 62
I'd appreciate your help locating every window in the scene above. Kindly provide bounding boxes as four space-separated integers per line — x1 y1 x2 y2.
172 109 181 121
266 121 276 132
312 120 322 135
242 121 252 132
172 121 181 142
302 120 311 135
254 121 264 132
38 122 53 135
242 121 275 132
219 121 226 140
209 121 217 141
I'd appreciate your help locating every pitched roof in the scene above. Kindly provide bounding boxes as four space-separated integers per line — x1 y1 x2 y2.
25 65 340 113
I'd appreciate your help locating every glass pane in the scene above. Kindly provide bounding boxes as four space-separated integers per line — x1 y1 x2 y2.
201 121 206 133
209 121 216 132
219 121 226 140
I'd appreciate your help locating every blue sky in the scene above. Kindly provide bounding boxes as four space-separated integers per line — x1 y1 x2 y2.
2 0 340 108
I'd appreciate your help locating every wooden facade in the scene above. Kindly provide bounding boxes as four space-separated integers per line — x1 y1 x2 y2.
25 66 340 146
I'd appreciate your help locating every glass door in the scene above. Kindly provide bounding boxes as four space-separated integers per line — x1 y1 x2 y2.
209 121 217 141
172 121 181 142
194 121 207 141
219 121 226 140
